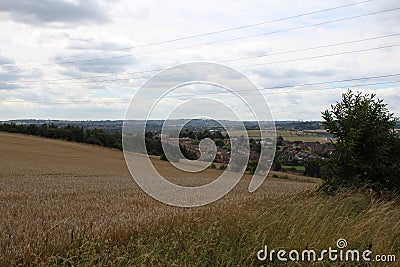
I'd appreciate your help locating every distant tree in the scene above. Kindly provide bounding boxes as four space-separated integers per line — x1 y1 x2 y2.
26 124 38 135
246 160 259 174
272 150 282 171
160 154 168 161
320 90 400 194
180 145 198 160
249 138 261 153
214 139 225 148
212 131 224 140
304 160 322 178
0 123 123 151
277 136 284 146
188 131 196 139
145 131 154 139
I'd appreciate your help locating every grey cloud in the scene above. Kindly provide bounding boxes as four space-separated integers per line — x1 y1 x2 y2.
0 54 15 65
0 83 20 90
0 57 21 90
57 68 87 79
0 55 42 90
0 0 110 25
67 41 123 51
0 70 20 81
58 55 136 74
66 37 128 51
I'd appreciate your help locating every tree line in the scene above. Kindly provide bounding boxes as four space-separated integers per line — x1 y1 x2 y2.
0 123 197 161
0 123 123 150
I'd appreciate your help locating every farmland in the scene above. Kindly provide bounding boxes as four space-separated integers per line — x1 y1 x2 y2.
228 129 331 142
0 133 399 266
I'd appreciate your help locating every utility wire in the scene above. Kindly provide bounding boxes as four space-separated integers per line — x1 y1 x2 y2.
55 0 374 60
53 7 400 66
1 33 398 84
1 4 397 69
2 42 398 86
2 74 399 104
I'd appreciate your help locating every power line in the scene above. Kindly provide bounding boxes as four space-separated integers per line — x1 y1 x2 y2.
54 0 374 60
2 41 399 86
238 43 400 68
52 7 400 66
227 80 400 98
2 73 399 104
174 73 400 99
268 80 400 95
2 5 397 69
0 4 396 88
4 33 399 84
221 33 400 63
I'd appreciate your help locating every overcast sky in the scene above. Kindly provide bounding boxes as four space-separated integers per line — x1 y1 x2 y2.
0 0 399 121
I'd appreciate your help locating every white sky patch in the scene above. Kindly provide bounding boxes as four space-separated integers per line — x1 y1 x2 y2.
0 0 399 120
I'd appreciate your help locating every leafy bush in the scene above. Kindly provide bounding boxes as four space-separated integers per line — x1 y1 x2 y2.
320 90 400 194
304 159 322 178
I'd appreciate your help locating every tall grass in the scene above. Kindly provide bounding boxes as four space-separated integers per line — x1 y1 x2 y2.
2 190 397 266
1 133 398 266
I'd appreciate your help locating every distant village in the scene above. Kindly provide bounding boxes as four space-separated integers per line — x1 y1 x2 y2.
162 129 335 176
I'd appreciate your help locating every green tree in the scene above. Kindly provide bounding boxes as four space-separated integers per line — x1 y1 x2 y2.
272 150 282 171
214 139 225 148
304 160 322 178
246 160 259 174
277 136 284 146
320 90 400 194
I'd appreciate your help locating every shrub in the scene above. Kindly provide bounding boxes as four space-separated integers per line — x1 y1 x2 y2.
320 90 400 195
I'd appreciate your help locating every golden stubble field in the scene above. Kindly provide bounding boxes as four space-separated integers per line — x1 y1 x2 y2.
0 132 319 266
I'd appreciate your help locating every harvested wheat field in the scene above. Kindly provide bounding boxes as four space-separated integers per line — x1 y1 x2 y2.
0 132 399 266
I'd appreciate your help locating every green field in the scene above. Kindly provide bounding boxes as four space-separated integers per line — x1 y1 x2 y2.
276 130 331 142
227 129 331 142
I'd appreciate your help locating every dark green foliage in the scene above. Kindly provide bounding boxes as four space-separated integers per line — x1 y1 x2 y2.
214 139 225 148
145 137 163 155
179 145 198 160
246 160 259 174
179 129 226 141
272 150 282 171
249 138 261 153
304 159 322 178
276 136 284 146
159 154 168 161
320 90 400 194
0 123 122 150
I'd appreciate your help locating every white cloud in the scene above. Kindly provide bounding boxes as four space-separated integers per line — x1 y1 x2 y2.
0 0 399 120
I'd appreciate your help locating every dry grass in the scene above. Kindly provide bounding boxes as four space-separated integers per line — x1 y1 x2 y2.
0 133 399 266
